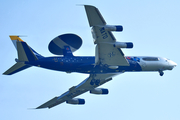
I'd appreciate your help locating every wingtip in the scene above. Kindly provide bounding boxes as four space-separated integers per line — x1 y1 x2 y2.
35 107 47 109
76 4 96 8
35 105 47 109
27 107 49 110
35 104 52 109
27 108 37 110
76 4 84 6
84 5 97 8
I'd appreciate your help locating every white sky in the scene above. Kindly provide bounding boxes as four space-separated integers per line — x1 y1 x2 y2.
0 0 180 120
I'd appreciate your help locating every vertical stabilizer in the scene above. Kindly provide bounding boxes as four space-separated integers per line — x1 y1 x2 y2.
16 41 38 61
9 35 43 62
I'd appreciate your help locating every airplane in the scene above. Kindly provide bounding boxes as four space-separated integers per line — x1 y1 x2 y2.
3 5 177 109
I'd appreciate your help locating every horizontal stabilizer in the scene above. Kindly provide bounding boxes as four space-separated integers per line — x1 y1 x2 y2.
3 62 31 75
3 36 43 75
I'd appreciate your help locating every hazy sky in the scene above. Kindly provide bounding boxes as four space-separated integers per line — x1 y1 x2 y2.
1 0 180 120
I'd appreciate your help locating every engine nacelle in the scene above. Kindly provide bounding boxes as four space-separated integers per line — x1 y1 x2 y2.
104 25 123 32
113 42 133 48
90 88 109 95
66 98 85 105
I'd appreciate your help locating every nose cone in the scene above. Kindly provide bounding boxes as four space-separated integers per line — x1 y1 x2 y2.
168 60 177 70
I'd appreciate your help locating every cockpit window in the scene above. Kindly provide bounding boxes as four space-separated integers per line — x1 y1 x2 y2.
142 57 159 61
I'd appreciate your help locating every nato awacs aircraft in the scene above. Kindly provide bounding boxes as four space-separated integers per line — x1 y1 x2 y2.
4 5 177 109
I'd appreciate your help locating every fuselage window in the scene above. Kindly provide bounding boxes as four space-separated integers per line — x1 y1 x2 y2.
142 57 159 61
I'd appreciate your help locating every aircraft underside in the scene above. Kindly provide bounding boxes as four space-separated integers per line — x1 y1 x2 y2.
3 5 177 109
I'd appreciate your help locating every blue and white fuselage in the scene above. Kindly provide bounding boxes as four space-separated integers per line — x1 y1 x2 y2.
26 56 176 76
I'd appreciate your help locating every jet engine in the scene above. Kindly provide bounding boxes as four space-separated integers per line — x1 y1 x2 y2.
66 98 85 105
104 25 123 32
90 88 109 94
113 42 133 48
48 34 82 55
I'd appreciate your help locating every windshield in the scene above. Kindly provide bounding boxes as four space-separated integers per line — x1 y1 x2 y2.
142 57 159 61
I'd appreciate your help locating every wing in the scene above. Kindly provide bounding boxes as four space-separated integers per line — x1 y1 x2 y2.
84 5 129 66
36 73 120 109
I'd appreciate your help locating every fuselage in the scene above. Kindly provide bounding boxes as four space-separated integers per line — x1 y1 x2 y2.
25 56 177 74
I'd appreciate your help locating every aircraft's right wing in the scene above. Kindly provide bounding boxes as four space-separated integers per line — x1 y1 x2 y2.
36 73 120 109
84 5 131 66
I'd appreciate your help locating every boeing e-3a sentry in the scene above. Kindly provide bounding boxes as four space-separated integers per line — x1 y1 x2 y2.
3 5 177 109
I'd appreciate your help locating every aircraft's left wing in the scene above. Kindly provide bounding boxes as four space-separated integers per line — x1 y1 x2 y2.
36 73 119 109
84 5 132 66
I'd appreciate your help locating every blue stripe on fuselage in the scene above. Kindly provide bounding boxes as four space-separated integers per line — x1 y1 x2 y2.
26 56 142 73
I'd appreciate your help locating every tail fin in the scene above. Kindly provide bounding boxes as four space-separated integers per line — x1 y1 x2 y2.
3 36 44 75
10 36 44 61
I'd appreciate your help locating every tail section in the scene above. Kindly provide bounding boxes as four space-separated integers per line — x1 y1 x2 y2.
3 36 44 75
10 36 43 61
